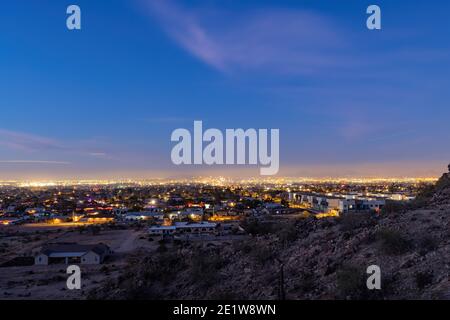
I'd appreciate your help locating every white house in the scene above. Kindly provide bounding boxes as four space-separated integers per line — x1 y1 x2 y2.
149 225 177 236
35 243 112 265
125 211 164 221
327 198 356 213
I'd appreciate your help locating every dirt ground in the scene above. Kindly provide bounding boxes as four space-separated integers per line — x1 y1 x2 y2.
0 225 157 299
0 263 122 299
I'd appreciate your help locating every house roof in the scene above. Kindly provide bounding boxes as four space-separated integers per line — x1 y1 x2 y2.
149 225 176 230
174 222 217 228
40 243 110 257
149 222 217 231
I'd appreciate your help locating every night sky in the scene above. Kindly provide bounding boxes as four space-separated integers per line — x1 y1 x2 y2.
1 0 449 179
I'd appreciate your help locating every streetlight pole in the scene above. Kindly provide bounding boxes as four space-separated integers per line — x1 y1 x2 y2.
276 258 285 300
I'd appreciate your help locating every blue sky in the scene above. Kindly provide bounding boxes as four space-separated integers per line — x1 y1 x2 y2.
0 0 449 179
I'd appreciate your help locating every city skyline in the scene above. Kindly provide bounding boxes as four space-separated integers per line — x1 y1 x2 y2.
1 0 450 179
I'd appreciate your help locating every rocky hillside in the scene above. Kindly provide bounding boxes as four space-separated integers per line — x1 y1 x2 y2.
89 168 450 300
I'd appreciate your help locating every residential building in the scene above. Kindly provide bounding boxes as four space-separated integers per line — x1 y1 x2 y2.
35 243 112 265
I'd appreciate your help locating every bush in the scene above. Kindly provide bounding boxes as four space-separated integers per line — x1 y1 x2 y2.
100 265 109 273
415 271 433 290
241 218 274 235
250 243 276 265
416 183 436 199
339 212 375 233
276 222 298 244
190 250 226 288
156 241 168 253
131 251 187 288
296 271 315 293
382 200 409 214
233 241 252 254
336 265 365 299
376 228 411 255
416 235 438 255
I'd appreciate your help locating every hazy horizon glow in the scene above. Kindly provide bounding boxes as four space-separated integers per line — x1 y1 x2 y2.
1 0 449 180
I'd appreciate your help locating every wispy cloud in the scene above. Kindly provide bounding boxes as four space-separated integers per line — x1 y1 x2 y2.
0 160 70 165
0 129 115 162
142 0 347 75
88 152 108 157
0 129 64 152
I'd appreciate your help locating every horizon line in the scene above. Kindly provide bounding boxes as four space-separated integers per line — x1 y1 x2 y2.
0 176 439 184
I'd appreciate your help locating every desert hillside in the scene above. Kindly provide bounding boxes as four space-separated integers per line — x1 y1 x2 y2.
90 169 450 300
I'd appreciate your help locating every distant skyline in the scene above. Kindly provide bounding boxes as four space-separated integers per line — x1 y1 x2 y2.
1 0 449 179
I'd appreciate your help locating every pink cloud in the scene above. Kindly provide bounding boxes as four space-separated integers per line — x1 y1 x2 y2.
0 129 63 152
0 129 114 161
339 121 378 141
142 0 348 75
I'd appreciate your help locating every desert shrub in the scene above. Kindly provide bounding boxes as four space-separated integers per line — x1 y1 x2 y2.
435 171 450 189
339 212 375 233
416 235 438 255
100 265 109 273
376 228 411 255
36 279 50 286
412 181 443 208
336 265 365 299
382 200 409 214
250 243 276 265
139 251 186 286
415 184 436 200
296 271 315 294
276 222 298 244
233 240 252 254
51 275 66 282
109 253 177 297
415 271 433 290
209 288 239 300
241 218 274 235
156 241 168 253
190 250 226 288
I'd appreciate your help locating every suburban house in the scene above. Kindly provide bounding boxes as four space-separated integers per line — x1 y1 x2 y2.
124 211 164 221
327 198 385 213
288 192 386 214
35 243 112 265
80 213 115 224
148 225 177 236
326 198 356 214
165 208 203 221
